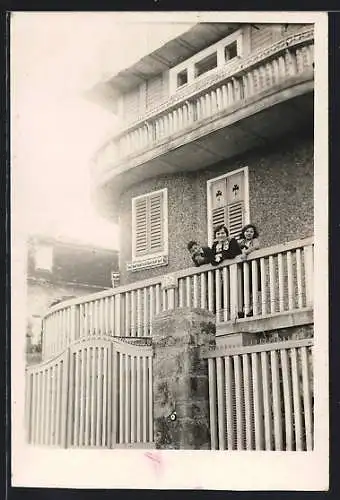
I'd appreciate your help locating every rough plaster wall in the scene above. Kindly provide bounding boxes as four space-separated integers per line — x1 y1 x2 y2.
118 134 313 285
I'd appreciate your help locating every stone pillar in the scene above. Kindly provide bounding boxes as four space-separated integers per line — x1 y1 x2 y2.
152 308 216 450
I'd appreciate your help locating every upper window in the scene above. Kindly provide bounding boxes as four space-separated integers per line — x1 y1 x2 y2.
207 167 249 245
132 188 168 260
170 28 243 94
194 52 218 78
34 244 53 272
224 40 238 62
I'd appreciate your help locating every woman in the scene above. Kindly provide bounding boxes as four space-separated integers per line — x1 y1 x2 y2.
211 224 242 266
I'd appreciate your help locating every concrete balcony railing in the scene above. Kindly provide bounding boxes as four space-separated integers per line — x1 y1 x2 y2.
41 237 314 362
94 27 314 179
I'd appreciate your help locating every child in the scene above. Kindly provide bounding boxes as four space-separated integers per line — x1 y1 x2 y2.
238 224 260 259
237 224 261 318
187 240 213 267
211 224 242 266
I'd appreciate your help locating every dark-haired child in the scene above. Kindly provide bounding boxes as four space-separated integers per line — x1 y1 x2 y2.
187 240 213 267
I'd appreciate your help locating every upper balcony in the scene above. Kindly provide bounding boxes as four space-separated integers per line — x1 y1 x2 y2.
92 27 314 216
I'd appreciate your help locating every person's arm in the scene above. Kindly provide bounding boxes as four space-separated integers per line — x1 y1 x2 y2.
243 238 260 255
240 238 260 260
210 242 221 266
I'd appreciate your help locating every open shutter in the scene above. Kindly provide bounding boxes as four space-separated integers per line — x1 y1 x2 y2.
226 171 245 238
209 169 246 241
134 197 148 255
211 178 228 230
149 191 163 252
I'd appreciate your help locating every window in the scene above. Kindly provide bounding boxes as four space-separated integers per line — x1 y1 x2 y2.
194 52 218 78
224 41 238 62
207 167 249 245
177 69 188 88
34 244 53 271
132 188 168 260
169 28 244 95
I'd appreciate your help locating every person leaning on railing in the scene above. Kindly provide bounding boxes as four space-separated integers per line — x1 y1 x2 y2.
237 223 261 318
210 224 242 266
187 240 213 267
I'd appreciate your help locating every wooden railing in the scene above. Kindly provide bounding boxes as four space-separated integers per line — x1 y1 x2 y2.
95 27 314 170
26 337 153 448
41 237 314 362
204 337 314 451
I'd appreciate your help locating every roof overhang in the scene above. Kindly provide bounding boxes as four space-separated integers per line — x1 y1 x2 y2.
85 23 241 114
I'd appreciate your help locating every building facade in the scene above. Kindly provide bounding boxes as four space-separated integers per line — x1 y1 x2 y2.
25 22 316 452
26 235 119 360
90 22 314 290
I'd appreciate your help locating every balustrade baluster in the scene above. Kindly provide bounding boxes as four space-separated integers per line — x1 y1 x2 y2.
280 349 293 450
149 286 154 335
287 251 294 310
301 347 313 450
260 351 272 450
290 347 303 450
296 248 303 308
143 288 148 336
269 255 276 314
243 262 250 315
234 355 244 450
242 354 253 450
224 356 234 449
205 93 212 116
222 267 229 321
208 358 218 450
186 276 191 307
270 350 283 450
221 84 228 107
216 357 226 450
260 258 267 315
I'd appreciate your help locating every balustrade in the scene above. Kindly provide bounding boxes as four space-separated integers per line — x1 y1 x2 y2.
95 28 314 169
42 237 314 361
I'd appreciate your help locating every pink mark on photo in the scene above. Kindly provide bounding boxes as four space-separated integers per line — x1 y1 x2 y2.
144 451 164 476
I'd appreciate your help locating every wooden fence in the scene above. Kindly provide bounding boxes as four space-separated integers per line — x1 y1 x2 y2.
25 337 153 448
204 337 314 451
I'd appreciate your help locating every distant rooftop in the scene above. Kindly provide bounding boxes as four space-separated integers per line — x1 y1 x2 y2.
27 233 119 289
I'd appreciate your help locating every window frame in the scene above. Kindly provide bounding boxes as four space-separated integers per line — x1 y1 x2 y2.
169 28 244 94
131 187 168 262
207 166 250 246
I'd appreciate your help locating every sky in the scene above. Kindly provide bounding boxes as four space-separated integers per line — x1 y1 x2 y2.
11 13 194 250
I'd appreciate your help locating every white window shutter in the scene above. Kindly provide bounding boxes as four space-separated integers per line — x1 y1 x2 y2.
227 201 244 238
134 198 148 255
212 206 227 227
149 192 163 251
209 169 246 240
133 189 166 258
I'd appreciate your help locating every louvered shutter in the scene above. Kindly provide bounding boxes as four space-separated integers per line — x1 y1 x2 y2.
134 198 148 256
133 190 165 258
149 192 163 252
211 178 228 229
210 170 246 240
226 171 245 238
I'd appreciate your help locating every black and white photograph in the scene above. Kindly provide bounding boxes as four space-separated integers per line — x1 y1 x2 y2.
11 11 329 490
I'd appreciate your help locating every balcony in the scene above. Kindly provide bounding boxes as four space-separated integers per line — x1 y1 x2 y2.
93 28 314 209
41 237 314 361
